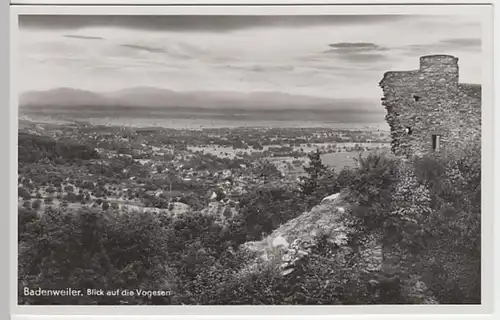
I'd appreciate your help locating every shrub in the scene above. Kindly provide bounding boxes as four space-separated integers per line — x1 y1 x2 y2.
18 187 31 200
102 202 110 210
18 208 38 240
343 151 400 234
32 199 42 210
238 184 303 242
18 207 172 305
408 145 481 303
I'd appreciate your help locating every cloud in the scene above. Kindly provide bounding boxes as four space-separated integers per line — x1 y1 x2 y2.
327 42 388 52
439 38 481 48
18 14 483 104
19 15 409 32
336 53 388 63
63 34 104 40
223 64 295 73
117 43 199 61
402 37 481 56
322 42 389 64
120 44 166 54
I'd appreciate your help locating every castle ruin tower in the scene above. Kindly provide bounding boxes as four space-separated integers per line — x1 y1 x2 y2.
380 55 481 157
418 55 459 88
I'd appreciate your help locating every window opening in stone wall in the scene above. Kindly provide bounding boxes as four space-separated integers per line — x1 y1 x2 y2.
432 135 441 151
406 127 413 135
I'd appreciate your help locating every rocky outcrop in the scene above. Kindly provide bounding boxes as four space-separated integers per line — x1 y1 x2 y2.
236 188 438 304
321 192 341 203
238 189 380 276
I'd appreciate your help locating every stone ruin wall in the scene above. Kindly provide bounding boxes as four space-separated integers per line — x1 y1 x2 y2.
379 55 481 157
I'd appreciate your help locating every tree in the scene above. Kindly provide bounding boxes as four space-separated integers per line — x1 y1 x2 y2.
18 208 38 239
18 208 172 305
408 145 481 303
18 187 31 200
32 199 42 210
253 160 282 183
300 149 328 197
237 184 302 242
64 192 77 202
46 186 56 194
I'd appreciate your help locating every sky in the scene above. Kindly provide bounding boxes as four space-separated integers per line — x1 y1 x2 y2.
18 14 482 106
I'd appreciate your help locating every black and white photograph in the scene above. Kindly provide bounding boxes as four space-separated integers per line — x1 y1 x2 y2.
16 10 484 306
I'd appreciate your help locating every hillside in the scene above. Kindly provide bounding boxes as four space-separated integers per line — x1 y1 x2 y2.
232 189 437 304
17 125 480 305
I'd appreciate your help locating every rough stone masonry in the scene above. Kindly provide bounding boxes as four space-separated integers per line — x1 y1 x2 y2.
379 54 481 157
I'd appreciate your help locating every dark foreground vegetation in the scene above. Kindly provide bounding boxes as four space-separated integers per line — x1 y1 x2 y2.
17 123 480 305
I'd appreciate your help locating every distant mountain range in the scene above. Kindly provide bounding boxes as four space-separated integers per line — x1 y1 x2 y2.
19 87 379 112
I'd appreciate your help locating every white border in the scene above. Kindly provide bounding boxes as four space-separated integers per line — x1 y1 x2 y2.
7 1 496 6
9 2 497 320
